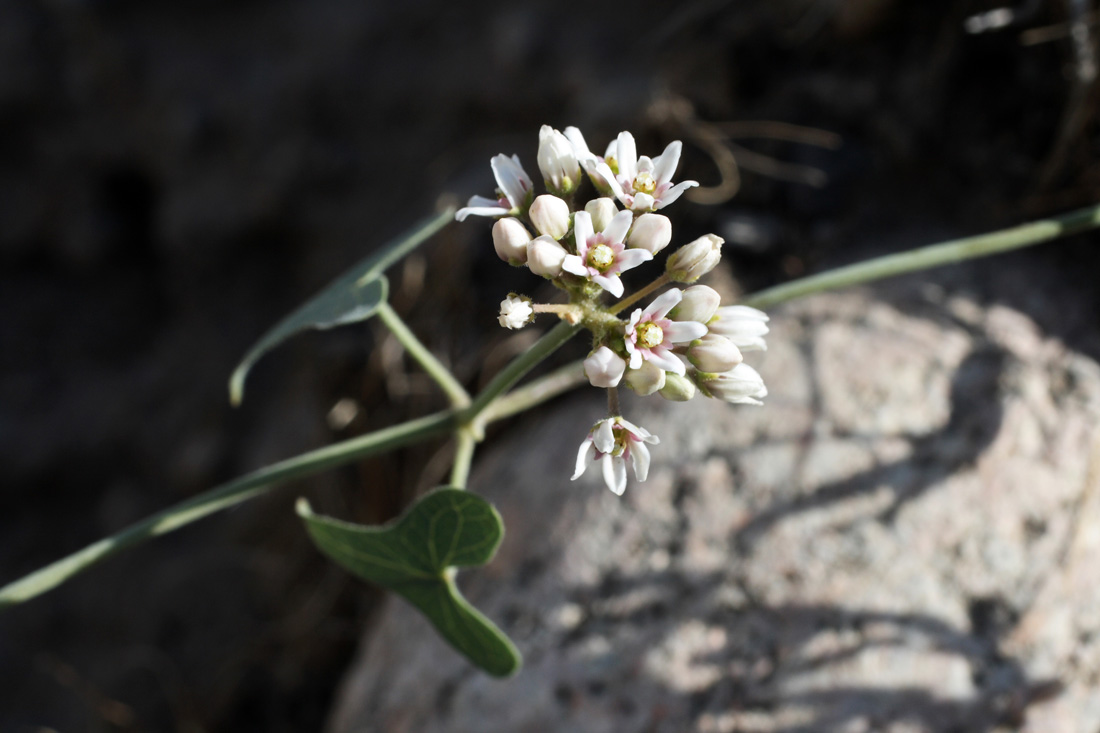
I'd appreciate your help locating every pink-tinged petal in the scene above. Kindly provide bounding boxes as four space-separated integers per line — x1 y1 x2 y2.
561 254 588 277
626 309 643 332
491 154 532 208
573 210 594 251
630 441 651 482
594 162 626 198
603 454 627 495
653 140 682 184
592 273 624 298
664 320 708 343
655 180 698 209
603 209 634 243
646 349 686 375
630 192 655 211
614 248 653 273
644 288 683 320
616 131 637 182
572 440 595 480
594 419 615 454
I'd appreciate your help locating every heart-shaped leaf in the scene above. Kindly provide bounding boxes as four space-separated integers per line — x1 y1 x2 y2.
230 206 455 406
296 488 520 677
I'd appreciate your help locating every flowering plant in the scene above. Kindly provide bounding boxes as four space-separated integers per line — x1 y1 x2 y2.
3 124 1098 678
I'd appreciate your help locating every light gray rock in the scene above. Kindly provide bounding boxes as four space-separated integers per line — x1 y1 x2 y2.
328 286 1100 733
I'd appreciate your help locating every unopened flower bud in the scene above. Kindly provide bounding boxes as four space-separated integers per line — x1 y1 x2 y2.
585 197 619 233
624 360 666 396
498 294 533 329
529 194 571 240
537 125 581 197
669 284 721 324
627 213 672 254
696 363 767 405
527 235 568 277
583 346 626 388
666 234 723 283
707 305 769 351
659 372 696 401
492 217 531 265
687 333 743 373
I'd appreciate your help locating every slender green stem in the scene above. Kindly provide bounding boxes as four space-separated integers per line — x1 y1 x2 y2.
0 409 456 609
449 430 477 489
377 301 470 408
462 321 582 434
611 273 670 315
479 360 587 425
740 203 1100 310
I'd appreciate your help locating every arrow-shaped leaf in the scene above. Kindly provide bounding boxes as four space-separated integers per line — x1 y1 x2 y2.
296 488 521 677
230 206 455 406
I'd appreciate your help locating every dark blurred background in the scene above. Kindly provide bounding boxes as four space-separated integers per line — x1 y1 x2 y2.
2 0 1099 729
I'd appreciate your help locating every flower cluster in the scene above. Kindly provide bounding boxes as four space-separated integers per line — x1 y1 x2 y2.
457 126 769 495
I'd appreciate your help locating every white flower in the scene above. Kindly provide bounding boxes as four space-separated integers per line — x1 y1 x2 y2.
564 126 616 195
623 360 666 396
492 217 531 265
498 294 533 329
697 363 768 405
627 213 672 255
584 197 619 233
572 416 659 495
455 154 534 221
658 372 696 402
592 131 699 212
561 210 651 298
624 289 708 375
583 346 626 388
669 284 721 323
666 234 723 283
527 235 568 277
687 333 743 373
537 125 581 196
707 305 769 351
529 194 571 240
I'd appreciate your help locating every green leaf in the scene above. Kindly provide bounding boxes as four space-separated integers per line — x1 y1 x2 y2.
296 488 521 677
230 206 455 406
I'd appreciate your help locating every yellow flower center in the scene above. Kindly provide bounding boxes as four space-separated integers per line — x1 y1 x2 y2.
633 172 656 195
587 243 615 272
636 322 664 349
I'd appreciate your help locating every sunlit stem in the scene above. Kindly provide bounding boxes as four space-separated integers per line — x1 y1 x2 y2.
377 301 471 408
0 409 457 609
611 273 670 315
532 303 584 324
607 386 620 416
740 203 1100 310
449 429 477 489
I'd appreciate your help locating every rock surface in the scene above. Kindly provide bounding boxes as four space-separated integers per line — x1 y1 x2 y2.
328 284 1100 733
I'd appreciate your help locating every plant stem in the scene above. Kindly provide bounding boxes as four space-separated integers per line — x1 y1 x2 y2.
462 321 582 435
449 429 477 488
611 273 670 315
740 203 1100 310
0 409 457 610
377 301 470 408
479 360 587 425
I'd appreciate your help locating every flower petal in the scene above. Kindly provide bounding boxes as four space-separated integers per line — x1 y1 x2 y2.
491 154 532 208
572 439 595 480
614 247 653 273
646 349 686 375
603 209 634 244
594 162 626 199
652 140 682 185
456 200 508 221
616 131 637 182
644 288 683 320
592 273 624 298
631 192 655 212
564 126 595 161
594 419 615 454
573 210 593 252
602 454 627 495
663 320 708 343
561 254 588 277
655 180 698 209
630 441 651 482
